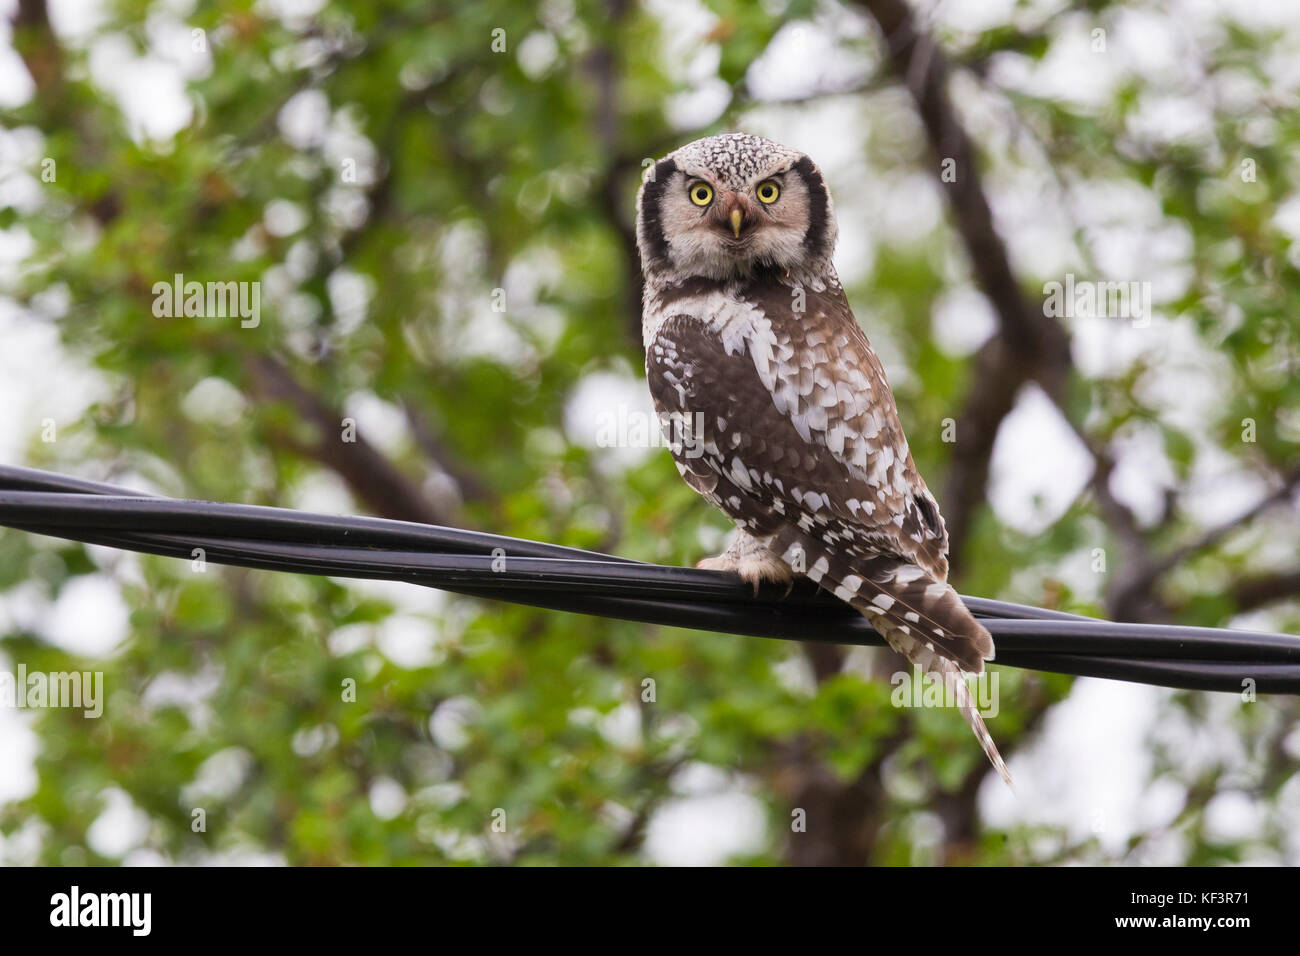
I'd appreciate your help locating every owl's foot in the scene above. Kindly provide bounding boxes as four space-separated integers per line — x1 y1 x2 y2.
696 531 794 597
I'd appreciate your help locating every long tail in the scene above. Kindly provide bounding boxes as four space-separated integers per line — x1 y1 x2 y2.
770 527 1014 789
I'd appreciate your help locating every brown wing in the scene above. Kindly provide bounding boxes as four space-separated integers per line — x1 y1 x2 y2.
647 305 992 669
647 282 949 578
646 295 1006 779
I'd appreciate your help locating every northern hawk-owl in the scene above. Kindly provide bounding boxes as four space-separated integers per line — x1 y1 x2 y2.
636 132 1011 786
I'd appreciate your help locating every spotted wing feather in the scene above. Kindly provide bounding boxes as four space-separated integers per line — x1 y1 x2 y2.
646 300 1009 784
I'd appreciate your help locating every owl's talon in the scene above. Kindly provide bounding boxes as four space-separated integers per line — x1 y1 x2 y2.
696 541 794 597
695 556 733 572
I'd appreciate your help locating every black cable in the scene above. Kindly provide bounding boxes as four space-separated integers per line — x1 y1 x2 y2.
1 464 1297 694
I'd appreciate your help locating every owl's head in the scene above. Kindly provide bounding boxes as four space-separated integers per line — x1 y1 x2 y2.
636 132 837 281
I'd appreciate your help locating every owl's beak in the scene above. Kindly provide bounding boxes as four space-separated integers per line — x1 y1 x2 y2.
715 192 753 239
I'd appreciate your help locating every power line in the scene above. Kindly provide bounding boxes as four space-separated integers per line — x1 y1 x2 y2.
1 464 1297 693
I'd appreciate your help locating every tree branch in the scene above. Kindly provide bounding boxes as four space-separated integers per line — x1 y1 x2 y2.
400 400 495 508
246 354 448 526
1220 570 1300 615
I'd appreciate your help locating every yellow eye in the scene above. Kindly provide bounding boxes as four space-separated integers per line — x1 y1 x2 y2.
689 182 713 206
756 180 780 204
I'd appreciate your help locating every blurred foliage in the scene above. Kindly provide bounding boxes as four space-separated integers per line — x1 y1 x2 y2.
0 0 1297 865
